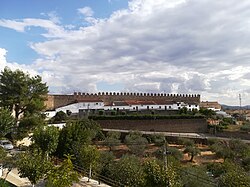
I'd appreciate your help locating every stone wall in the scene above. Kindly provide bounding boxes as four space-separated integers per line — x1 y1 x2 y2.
96 118 207 133
45 92 200 110
213 131 250 140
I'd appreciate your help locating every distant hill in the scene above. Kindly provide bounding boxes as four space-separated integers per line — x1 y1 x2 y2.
221 104 250 110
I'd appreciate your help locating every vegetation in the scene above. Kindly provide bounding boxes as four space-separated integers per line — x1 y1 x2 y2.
103 131 121 151
49 111 68 123
109 154 145 187
241 121 250 132
0 69 249 187
16 150 52 186
32 126 60 157
55 119 101 158
125 131 148 156
45 156 79 187
0 108 15 138
0 67 48 120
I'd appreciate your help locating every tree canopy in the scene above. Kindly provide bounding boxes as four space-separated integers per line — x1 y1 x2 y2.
0 67 48 120
55 119 101 158
32 126 60 157
0 108 15 137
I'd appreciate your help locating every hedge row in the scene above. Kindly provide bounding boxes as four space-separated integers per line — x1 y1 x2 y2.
88 114 204 120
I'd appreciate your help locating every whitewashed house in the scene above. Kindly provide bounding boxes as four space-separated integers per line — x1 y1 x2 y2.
55 99 104 114
47 98 200 116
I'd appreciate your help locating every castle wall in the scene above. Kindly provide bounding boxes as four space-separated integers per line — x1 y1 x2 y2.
45 92 200 110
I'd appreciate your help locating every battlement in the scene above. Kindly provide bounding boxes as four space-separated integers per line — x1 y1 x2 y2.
45 92 201 110
73 92 200 98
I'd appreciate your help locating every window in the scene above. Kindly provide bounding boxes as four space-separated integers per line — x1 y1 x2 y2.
169 106 171 109
96 103 98 105
178 107 181 109
159 106 161 109
189 105 191 107
133 107 135 110
147 106 149 109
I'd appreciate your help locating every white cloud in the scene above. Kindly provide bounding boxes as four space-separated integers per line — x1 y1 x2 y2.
0 18 67 38
1 0 250 105
0 48 38 76
78 7 94 17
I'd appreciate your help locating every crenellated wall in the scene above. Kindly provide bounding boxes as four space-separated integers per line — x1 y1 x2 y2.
45 92 201 110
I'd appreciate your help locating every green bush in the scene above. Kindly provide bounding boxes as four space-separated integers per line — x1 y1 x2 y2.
98 110 104 115
240 124 250 132
110 110 117 116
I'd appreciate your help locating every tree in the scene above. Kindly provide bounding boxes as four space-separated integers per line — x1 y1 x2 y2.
0 108 15 137
180 166 214 187
210 139 250 162
50 111 67 123
14 114 46 140
45 156 79 187
1 153 18 183
103 131 121 151
146 133 165 146
55 119 101 158
125 131 148 156
199 108 216 118
74 145 100 180
16 150 52 186
0 67 48 120
97 151 115 179
167 147 183 161
218 165 250 187
109 154 145 186
143 159 166 187
183 145 201 162
0 147 7 163
178 138 195 147
32 126 59 157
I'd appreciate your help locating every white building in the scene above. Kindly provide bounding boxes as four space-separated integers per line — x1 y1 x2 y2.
55 99 104 114
47 99 200 118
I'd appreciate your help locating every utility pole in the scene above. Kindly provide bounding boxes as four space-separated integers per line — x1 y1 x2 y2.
163 138 170 187
163 138 167 171
239 94 242 120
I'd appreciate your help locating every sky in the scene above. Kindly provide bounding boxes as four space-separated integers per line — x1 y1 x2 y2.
0 0 250 105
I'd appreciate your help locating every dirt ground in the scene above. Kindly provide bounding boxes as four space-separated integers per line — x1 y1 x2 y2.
97 143 223 165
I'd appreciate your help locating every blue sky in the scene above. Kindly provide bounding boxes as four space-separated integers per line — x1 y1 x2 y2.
0 0 250 105
0 0 128 64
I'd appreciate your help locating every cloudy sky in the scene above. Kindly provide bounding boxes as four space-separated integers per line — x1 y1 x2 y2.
0 0 250 105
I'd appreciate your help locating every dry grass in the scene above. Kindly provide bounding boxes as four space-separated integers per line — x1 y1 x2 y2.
97 142 223 165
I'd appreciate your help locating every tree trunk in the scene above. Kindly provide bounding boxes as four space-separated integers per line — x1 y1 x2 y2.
14 105 20 121
88 164 92 182
190 154 194 162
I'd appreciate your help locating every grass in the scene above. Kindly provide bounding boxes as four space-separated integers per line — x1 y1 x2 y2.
224 124 242 132
0 179 16 187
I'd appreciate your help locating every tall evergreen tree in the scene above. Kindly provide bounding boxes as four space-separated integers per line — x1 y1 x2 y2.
0 67 48 120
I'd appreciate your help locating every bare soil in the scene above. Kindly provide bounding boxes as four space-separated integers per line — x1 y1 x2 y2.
97 143 223 165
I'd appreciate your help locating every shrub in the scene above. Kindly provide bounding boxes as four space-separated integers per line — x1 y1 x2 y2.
240 124 250 132
110 110 117 116
98 110 104 116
